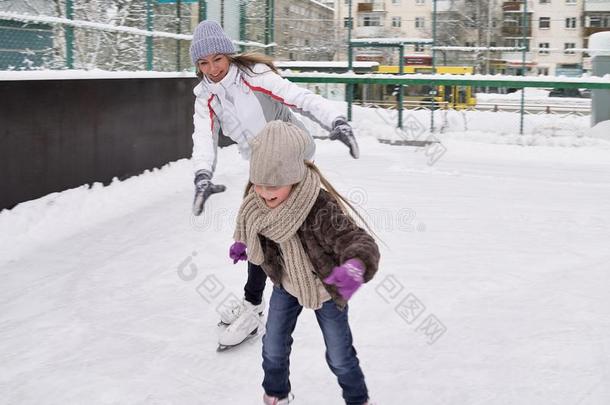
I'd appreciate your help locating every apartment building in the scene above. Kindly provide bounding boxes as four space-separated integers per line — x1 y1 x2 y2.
503 0 584 76
330 0 610 75
334 0 433 62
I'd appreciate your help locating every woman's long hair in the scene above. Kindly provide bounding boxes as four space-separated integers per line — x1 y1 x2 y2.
196 51 278 80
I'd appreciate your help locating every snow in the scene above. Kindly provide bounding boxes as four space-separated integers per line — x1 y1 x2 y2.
275 61 379 69
432 46 525 52
1 107 610 404
588 31 610 57
351 37 434 45
585 120 610 141
475 88 591 108
306 0 334 12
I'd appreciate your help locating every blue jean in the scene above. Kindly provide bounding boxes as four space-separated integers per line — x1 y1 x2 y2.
262 286 368 405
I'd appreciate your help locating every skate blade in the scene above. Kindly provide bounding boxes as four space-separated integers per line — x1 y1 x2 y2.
216 327 259 352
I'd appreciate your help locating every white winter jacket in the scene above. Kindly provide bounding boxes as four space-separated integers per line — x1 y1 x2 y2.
191 63 344 174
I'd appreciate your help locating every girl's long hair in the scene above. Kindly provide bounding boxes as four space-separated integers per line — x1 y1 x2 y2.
243 161 377 239
196 51 278 80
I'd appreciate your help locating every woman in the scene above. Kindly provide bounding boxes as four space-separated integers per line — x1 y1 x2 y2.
189 20 360 348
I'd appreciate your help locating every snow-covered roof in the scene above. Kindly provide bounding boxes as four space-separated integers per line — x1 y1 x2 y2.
433 46 525 52
275 61 379 68
0 0 53 15
307 0 334 12
351 37 434 45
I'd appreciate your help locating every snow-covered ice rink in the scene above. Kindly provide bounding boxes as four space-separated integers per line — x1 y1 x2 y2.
1 108 609 404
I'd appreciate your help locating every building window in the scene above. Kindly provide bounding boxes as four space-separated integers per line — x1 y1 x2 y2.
539 0 550 4
415 17 425 28
565 17 577 28
416 0 425 4
392 0 401 4
565 0 576 4
343 17 350 28
465 41 475 47
505 38 530 50
538 67 549 75
414 43 425 52
392 16 401 27
538 42 550 55
564 42 576 54
539 17 551 29
360 15 382 27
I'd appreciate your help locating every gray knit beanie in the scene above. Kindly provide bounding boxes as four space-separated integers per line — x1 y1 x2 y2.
250 121 315 187
190 20 236 64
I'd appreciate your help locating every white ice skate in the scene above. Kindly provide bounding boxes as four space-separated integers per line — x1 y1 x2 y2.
217 299 266 351
263 392 295 404
218 297 265 326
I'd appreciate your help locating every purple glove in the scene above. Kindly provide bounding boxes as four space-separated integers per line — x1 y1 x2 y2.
229 241 247 264
323 259 365 301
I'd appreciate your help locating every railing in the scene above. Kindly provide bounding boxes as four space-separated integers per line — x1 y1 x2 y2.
502 25 532 37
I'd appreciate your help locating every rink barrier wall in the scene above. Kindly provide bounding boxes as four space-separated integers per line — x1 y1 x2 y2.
0 77 202 210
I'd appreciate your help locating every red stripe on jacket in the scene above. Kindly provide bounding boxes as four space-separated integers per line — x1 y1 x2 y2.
207 94 215 132
241 78 297 108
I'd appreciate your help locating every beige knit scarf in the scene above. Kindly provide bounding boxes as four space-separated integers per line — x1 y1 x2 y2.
234 168 323 309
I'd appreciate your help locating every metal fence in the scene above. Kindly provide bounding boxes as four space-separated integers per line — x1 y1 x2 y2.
0 0 288 72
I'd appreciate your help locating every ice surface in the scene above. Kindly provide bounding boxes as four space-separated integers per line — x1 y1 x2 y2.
1 108 609 404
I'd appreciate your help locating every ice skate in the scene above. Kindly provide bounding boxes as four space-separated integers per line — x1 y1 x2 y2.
218 297 265 326
217 300 265 351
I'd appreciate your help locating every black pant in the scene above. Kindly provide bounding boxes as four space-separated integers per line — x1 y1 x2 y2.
244 261 267 306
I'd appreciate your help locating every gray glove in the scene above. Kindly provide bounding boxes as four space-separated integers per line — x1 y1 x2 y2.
329 116 360 159
192 169 226 216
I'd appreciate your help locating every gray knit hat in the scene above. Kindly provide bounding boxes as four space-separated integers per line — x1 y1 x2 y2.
250 121 315 187
190 20 236 64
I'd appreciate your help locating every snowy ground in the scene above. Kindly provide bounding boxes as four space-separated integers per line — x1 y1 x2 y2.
1 111 610 404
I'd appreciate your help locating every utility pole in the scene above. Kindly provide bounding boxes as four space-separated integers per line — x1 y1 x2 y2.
347 0 353 121
431 0 437 133
65 0 74 68
519 0 528 135
486 0 493 76
146 0 153 70
176 0 182 70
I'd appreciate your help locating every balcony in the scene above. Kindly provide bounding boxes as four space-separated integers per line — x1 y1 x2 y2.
584 26 610 37
354 26 385 37
502 25 532 37
502 1 533 12
501 51 536 68
357 2 385 12
585 1 610 12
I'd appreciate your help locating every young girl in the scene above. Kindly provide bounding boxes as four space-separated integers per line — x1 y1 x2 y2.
188 20 361 347
232 121 379 405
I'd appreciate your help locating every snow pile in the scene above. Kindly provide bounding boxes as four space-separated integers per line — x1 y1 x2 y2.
0 160 196 264
585 120 610 141
476 88 551 101
303 102 610 149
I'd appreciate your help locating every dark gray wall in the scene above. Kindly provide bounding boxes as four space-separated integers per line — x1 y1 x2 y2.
0 77 199 210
